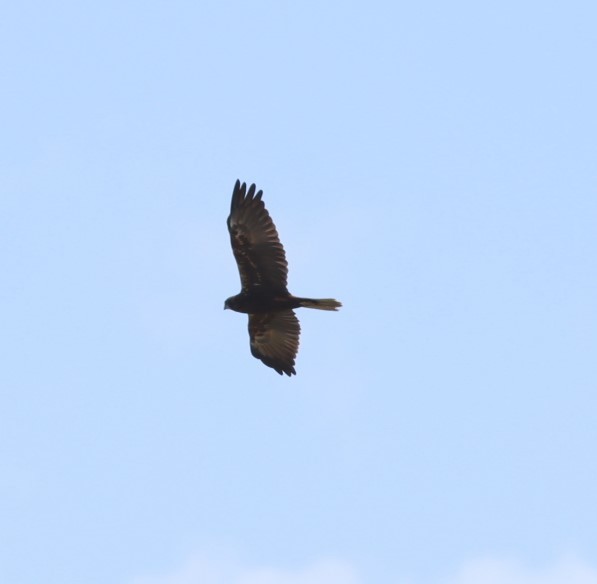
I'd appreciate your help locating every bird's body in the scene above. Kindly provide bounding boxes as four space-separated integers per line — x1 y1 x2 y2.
225 180 341 376
225 291 337 314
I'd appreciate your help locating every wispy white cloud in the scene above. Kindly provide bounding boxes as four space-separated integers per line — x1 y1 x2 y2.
130 555 360 584
131 553 597 584
235 559 359 584
439 555 597 584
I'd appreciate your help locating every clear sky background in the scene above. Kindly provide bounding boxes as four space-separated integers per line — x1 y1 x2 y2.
1 2 596 583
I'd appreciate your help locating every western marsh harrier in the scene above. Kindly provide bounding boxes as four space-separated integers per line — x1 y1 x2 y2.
225 180 341 376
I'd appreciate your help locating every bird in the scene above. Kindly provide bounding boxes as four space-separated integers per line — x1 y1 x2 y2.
225 180 341 376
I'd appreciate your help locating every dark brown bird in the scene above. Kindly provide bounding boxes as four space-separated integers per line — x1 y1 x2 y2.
225 180 341 376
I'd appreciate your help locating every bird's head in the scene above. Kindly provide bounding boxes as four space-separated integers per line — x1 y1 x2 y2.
224 296 235 310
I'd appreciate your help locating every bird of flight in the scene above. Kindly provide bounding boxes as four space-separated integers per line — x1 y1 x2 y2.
225 180 341 376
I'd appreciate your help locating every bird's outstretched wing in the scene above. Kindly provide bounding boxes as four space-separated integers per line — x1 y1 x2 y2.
248 310 300 376
227 180 288 292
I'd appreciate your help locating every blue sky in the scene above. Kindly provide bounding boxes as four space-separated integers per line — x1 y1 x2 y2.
1 1 596 583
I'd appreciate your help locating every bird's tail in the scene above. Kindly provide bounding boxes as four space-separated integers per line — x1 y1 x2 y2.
297 298 342 311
